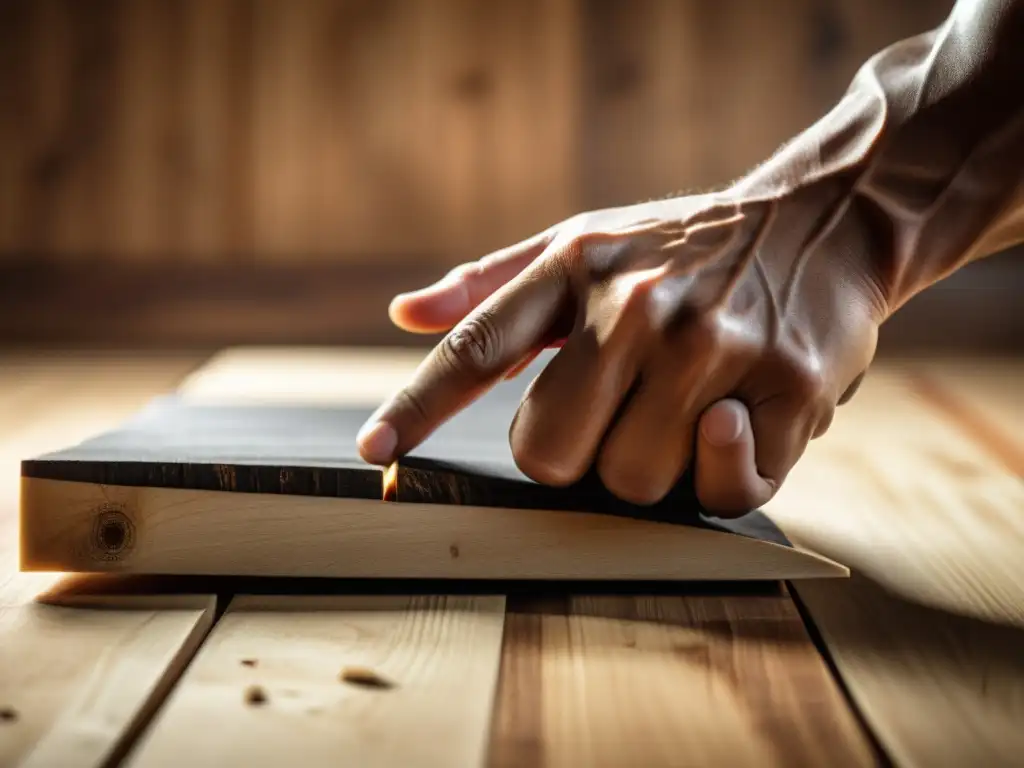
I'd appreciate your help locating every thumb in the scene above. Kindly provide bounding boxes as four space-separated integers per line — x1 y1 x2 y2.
694 399 775 516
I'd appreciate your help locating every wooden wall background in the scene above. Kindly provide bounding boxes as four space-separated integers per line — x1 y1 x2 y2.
0 0 1019 351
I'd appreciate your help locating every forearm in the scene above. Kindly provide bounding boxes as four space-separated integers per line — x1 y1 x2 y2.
735 0 1024 314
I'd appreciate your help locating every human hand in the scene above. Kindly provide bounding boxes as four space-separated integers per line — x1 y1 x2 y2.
358 185 887 516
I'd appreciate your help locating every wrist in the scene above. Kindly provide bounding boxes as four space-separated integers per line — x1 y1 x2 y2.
731 4 1024 314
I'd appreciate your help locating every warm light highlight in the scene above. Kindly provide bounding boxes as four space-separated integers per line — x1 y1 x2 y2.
383 462 399 502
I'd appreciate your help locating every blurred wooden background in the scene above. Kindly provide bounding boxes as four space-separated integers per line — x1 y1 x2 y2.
0 0 1020 351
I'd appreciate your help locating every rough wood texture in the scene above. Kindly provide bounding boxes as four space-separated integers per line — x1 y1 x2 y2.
0 352 213 768
124 595 507 768
487 593 876 767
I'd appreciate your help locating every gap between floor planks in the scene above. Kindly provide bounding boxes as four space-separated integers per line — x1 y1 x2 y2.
122 595 509 768
770 360 1024 767
487 590 876 768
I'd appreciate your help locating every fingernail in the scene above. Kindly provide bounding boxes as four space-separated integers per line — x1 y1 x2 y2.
357 420 398 464
702 401 745 447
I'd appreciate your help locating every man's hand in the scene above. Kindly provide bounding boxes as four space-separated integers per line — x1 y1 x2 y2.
358 188 886 516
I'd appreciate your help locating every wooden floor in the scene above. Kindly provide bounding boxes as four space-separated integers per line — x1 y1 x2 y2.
1 348 1022 767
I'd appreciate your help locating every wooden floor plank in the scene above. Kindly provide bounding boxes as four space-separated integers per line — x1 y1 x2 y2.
766 366 1024 628
124 595 507 768
178 346 428 406
795 574 1024 768
1 591 215 768
909 359 1024 476
487 592 876 768
0 351 214 768
768 361 1024 766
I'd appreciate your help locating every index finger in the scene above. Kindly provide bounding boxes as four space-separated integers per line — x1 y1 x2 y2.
357 260 570 465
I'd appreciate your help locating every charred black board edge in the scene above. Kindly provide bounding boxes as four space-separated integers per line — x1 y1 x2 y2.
21 458 384 500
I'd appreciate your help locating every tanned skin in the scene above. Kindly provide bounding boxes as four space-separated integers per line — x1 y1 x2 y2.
358 0 1024 517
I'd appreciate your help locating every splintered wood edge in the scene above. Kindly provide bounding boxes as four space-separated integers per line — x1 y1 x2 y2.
19 477 848 581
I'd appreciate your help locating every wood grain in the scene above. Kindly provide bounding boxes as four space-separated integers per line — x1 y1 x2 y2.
1 592 215 768
0 0 580 264
769 360 1024 765
0 351 214 768
795 573 1024 768
909 359 1024 476
178 346 430 406
579 0 951 207
0 0 960 264
20 477 846 581
22 361 788 532
124 595 506 767
766 366 1024 628
487 593 876 767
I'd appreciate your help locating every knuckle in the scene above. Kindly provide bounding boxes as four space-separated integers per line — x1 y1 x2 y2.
674 309 725 354
782 355 829 403
512 441 582 487
597 454 668 506
618 274 657 311
441 313 503 372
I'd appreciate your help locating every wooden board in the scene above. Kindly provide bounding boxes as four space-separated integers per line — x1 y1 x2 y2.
487 592 876 768
0 352 218 768
19 476 844 581
123 595 506 767
19 349 846 581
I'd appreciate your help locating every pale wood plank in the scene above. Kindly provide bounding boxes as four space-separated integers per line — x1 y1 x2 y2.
21 478 846 581
0 352 214 767
125 595 507 767
911 358 1024 475
487 593 875 767
766 366 1024 628
795 573 1024 768
768 361 1024 765
1 592 215 768
177 346 428 406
